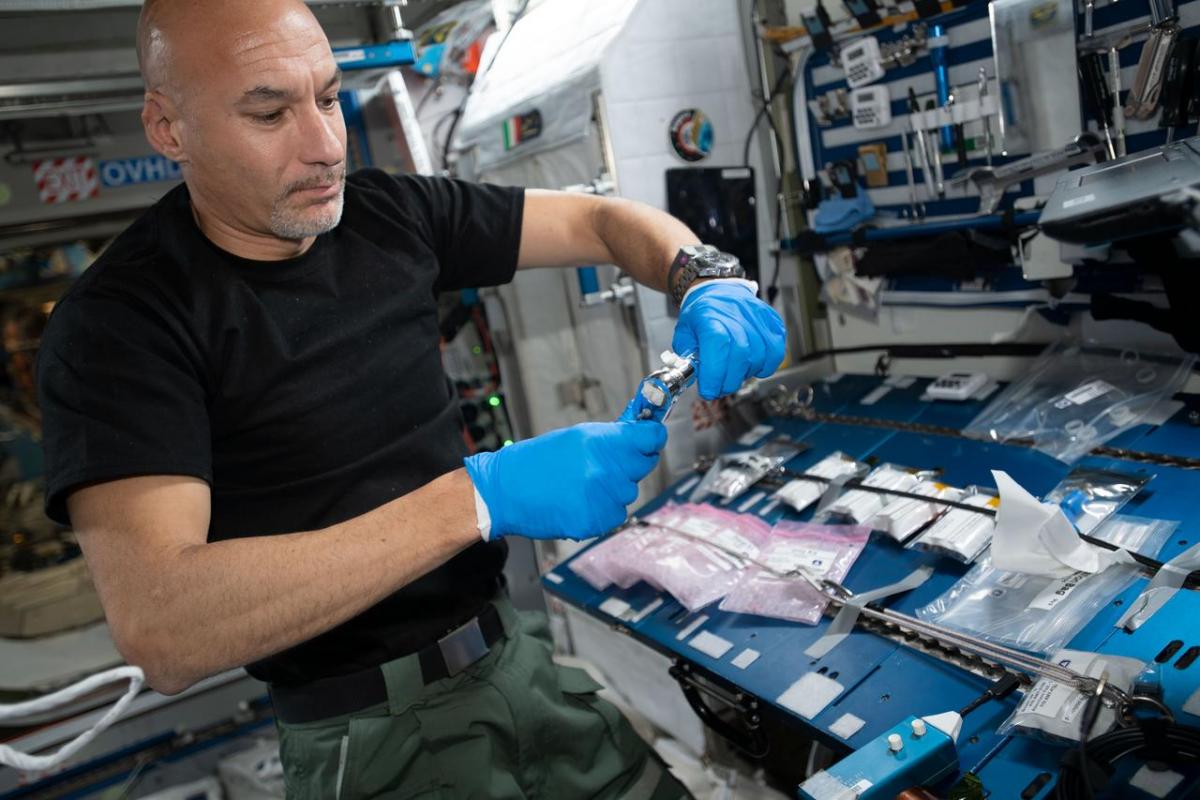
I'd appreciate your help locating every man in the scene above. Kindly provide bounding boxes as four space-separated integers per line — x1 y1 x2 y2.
36 0 787 797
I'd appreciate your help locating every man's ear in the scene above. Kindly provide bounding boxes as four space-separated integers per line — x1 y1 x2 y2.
141 90 188 164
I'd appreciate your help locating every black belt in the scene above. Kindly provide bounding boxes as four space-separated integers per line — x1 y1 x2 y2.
269 603 506 725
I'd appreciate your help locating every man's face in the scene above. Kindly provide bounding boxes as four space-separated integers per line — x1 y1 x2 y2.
171 6 348 242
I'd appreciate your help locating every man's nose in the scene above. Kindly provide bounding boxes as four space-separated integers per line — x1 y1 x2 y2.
297 102 345 167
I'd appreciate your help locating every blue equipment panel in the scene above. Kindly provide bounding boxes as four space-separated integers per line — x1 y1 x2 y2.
543 374 1200 799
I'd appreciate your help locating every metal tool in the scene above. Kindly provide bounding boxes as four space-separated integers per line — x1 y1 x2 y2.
1080 51 1118 159
1111 46 1127 156
879 22 928 69
924 98 945 196
978 68 994 166
908 88 937 198
1084 0 1095 38
627 351 696 423
955 133 1106 214
1125 0 1179 120
901 127 922 218
948 92 968 169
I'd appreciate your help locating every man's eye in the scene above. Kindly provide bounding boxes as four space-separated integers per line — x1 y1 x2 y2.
254 111 284 124
319 96 340 110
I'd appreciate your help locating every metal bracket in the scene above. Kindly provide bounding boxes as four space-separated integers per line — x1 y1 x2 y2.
669 660 769 758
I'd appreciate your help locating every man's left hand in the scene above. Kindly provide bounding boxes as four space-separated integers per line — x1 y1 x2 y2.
673 280 786 400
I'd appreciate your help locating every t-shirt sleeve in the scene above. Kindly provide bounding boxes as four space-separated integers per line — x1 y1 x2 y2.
37 291 212 527
384 173 525 292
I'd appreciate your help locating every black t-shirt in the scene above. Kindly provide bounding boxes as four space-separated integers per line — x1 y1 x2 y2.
37 169 525 686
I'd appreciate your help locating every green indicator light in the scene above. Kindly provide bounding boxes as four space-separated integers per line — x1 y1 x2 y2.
502 439 514 447
472 346 482 355
488 396 502 407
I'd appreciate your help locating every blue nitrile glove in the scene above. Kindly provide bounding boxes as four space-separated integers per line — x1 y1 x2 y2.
463 419 667 541
673 279 787 400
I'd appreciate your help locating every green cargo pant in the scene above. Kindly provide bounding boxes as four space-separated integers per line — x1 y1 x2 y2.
274 598 691 799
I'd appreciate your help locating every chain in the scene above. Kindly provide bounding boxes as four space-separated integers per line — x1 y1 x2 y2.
779 400 1200 471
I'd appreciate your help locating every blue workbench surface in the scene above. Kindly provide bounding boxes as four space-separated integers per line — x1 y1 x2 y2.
542 373 1200 800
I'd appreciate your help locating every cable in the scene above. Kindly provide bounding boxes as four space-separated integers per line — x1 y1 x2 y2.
0 666 144 771
958 673 1022 717
1053 717 1200 799
792 341 1054 363
440 0 530 171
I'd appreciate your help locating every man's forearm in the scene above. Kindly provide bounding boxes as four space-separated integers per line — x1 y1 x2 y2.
84 470 479 694
591 197 699 292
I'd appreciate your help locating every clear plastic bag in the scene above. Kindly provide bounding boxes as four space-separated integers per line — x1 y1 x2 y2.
773 451 868 514
639 503 772 611
915 553 1140 654
1087 513 1177 557
691 440 804 502
719 521 870 624
908 487 998 563
998 649 1145 743
963 340 1196 463
1042 467 1149 534
816 463 918 524
569 523 669 591
869 478 963 542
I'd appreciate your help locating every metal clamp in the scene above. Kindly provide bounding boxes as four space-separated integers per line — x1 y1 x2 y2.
669 660 769 758
437 617 488 677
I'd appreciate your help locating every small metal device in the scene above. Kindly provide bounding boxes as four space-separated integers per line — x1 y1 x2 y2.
628 351 697 423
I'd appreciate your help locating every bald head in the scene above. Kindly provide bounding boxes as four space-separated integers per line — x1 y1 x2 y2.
137 0 324 95
136 0 347 258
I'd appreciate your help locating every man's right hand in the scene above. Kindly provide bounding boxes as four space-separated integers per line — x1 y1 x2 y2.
463 420 668 541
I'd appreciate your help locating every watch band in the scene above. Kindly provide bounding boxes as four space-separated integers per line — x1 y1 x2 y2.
668 245 746 305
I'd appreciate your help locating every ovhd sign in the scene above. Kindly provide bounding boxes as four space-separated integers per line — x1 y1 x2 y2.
99 155 182 188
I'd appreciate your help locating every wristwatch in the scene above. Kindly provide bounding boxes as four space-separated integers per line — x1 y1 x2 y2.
667 245 745 306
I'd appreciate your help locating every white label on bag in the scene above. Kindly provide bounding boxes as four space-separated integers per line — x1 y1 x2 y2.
764 542 841 575
1018 678 1072 721
677 517 759 559
1063 379 1115 406
1029 571 1090 611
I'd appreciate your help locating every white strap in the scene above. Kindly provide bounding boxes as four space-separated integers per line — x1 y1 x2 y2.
804 567 934 659
0 665 144 772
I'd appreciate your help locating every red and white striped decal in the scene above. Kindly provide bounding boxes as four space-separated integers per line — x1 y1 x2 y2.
32 157 100 204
